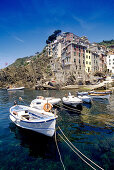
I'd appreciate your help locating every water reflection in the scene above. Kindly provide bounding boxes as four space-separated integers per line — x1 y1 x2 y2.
9 123 57 159
82 103 92 109
92 98 110 104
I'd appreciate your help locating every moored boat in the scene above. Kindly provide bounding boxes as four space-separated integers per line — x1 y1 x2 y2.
89 90 112 94
9 105 57 137
77 92 89 96
88 93 110 99
30 96 61 110
7 87 25 91
62 93 82 108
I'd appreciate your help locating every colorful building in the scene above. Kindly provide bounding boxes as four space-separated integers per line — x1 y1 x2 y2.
107 54 114 73
85 49 92 73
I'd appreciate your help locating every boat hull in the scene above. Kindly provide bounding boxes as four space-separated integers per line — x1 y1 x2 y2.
10 114 56 137
62 101 82 107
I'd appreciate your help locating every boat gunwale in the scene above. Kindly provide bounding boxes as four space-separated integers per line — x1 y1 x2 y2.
10 113 56 123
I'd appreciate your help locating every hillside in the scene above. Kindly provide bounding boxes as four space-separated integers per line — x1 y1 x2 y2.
9 56 30 67
0 48 53 88
98 40 114 48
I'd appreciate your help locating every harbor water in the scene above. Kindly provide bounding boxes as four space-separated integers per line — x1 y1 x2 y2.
0 89 113 170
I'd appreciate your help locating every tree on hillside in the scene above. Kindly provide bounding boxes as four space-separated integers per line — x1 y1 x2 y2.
46 30 61 44
98 39 114 47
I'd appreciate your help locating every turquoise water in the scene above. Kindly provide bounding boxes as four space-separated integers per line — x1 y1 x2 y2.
0 89 113 170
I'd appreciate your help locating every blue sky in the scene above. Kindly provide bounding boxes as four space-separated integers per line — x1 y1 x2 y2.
0 0 114 68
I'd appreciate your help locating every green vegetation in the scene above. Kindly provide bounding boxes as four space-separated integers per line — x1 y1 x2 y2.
46 30 61 44
9 57 30 67
98 39 114 48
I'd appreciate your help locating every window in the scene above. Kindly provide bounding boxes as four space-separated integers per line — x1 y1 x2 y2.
80 66 81 69
86 55 88 58
76 65 77 69
88 67 90 72
79 59 80 64
89 56 90 59
74 52 76 56
74 58 76 62
79 53 80 57
89 62 91 65
86 61 88 64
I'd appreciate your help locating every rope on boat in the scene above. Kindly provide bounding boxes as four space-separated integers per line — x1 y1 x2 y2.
55 128 65 170
58 126 104 170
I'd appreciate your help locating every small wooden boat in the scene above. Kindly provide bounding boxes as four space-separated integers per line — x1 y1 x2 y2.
7 87 25 91
9 105 57 137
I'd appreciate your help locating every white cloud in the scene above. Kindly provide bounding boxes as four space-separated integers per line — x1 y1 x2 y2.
72 16 94 30
14 36 24 43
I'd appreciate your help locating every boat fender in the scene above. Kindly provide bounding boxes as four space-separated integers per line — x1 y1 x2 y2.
43 103 52 112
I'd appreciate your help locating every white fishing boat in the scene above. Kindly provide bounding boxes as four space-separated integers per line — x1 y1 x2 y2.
78 95 91 103
30 96 61 110
7 87 25 91
9 105 58 137
62 93 82 108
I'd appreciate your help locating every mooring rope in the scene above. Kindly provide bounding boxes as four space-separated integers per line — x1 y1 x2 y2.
58 133 96 170
55 129 65 170
58 126 104 170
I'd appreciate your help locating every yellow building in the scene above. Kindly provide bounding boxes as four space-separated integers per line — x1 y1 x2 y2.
85 49 92 73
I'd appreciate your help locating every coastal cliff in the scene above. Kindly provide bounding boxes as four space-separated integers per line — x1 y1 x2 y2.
0 48 53 88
